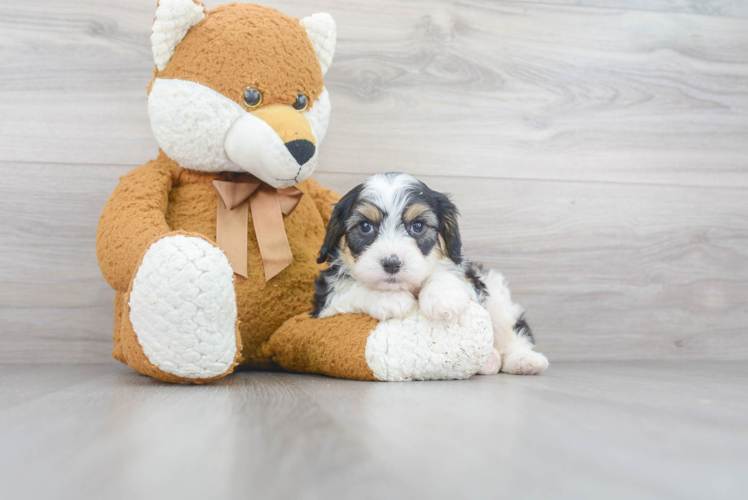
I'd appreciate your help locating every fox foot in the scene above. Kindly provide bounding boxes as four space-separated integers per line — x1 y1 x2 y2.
128 235 238 379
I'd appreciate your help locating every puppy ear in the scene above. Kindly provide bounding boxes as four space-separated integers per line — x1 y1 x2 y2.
317 184 362 264
433 191 462 265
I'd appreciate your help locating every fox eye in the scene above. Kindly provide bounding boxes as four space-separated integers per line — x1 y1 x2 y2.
243 87 262 108
411 221 425 234
293 93 308 111
360 221 373 234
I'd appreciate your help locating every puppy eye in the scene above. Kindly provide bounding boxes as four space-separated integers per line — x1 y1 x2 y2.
243 87 262 108
360 221 374 234
293 93 308 111
411 221 425 234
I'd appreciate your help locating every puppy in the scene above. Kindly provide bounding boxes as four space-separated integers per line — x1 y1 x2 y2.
311 173 549 375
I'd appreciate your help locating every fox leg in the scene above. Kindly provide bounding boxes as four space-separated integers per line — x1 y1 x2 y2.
113 232 241 384
481 270 549 376
269 302 494 381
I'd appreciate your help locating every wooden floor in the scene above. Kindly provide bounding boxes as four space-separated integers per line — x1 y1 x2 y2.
0 361 746 499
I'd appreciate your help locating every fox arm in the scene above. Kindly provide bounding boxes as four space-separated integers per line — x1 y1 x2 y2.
96 158 177 292
301 177 341 227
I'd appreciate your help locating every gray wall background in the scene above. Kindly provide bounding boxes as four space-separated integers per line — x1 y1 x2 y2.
1 0 746 363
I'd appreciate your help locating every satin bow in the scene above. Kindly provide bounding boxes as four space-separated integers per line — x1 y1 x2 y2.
212 175 303 281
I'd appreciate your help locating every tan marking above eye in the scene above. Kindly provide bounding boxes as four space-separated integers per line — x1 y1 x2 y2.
404 203 433 224
356 203 383 223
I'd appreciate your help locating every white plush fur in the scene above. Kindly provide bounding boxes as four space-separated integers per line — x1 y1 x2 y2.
149 78 243 173
303 88 331 146
365 302 494 381
300 13 337 76
148 78 331 187
129 235 238 379
151 0 206 71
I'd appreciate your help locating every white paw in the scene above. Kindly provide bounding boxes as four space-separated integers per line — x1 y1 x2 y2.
129 235 238 379
419 283 471 323
476 349 502 375
368 291 417 321
501 349 549 375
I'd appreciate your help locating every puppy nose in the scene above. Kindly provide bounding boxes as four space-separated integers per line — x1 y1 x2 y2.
285 139 315 165
381 256 402 275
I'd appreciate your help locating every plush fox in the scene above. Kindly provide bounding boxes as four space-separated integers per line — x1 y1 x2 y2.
96 0 496 384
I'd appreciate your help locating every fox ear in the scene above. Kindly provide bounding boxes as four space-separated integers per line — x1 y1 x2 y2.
151 0 206 71
300 13 337 76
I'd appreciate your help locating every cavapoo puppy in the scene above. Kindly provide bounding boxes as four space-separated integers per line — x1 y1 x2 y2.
311 172 548 375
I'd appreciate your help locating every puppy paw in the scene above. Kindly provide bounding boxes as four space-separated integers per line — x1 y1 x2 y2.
419 284 471 323
476 349 501 375
368 291 418 321
501 349 549 375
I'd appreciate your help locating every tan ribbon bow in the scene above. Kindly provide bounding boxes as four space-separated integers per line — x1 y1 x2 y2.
212 175 303 281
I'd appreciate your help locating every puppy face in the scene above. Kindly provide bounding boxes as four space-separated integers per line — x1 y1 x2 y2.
318 173 462 292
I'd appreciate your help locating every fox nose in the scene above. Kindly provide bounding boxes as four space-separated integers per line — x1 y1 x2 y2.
285 139 315 166
381 256 402 275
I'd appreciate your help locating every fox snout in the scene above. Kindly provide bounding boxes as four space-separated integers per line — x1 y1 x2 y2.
250 104 316 166
224 103 319 187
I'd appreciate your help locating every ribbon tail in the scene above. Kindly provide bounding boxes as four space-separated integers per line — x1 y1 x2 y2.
277 187 304 215
215 195 249 278
250 185 294 282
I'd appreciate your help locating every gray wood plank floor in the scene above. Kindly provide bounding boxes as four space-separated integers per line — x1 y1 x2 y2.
1 362 746 499
1 0 747 363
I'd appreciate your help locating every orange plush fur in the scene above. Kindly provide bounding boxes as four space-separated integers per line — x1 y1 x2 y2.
155 4 325 108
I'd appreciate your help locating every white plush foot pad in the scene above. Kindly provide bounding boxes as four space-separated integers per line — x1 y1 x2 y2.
365 302 494 382
129 235 238 379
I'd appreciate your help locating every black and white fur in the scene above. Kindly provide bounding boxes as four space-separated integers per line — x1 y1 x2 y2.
312 173 548 375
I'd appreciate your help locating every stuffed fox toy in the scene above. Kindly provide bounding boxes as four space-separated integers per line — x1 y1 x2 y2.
96 0 498 384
